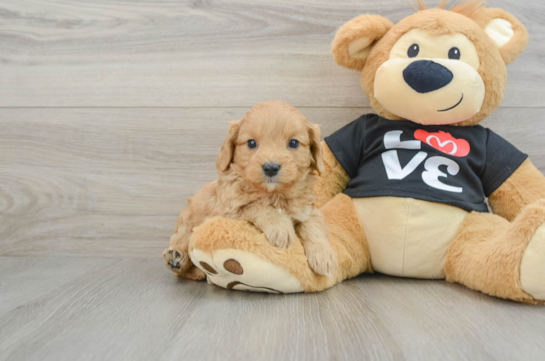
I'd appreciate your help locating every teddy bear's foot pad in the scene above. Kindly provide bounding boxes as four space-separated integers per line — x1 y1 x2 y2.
521 223 545 300
190 248 304 293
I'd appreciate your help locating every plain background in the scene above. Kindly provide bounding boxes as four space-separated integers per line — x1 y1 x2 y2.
1 1 545 360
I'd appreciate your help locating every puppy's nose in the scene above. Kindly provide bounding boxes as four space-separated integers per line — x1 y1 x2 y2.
403 60 453 93
262 162 281 177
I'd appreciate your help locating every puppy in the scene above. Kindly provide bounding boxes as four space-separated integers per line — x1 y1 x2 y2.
163 100 337 280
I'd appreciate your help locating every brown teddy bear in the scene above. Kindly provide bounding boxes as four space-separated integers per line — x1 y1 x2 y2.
171 1 545 304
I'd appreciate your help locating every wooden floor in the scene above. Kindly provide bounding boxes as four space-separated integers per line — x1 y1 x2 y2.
1 1 545 360
2 257 545 361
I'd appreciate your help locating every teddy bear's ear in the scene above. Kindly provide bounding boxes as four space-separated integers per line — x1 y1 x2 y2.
472 8 529 65
332 15 394 71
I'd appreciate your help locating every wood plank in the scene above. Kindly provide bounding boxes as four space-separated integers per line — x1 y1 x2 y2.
1 107 544 258
0 0 543 107
0 257 117 314
1 257 544 361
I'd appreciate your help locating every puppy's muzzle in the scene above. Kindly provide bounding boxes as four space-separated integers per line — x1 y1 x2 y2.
262 162 281 177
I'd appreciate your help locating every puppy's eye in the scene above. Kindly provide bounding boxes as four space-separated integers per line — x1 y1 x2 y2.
247 139 257 149
448 47 461 60
407 44 419 58
288 139 299 149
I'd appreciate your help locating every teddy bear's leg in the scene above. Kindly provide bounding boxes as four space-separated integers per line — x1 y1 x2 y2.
444 199 545 304
188 193 371 293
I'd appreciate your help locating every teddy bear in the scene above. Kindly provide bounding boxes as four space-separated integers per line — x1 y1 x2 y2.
172 1 545 304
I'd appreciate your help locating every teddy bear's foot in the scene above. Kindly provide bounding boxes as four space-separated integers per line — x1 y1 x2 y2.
521 223 545 300
190 248 304 293
187 195 372 293
445 199 545 304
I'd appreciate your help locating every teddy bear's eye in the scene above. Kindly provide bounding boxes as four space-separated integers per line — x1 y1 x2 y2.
247 139 257 149
407 44 420 58
448 47 461 60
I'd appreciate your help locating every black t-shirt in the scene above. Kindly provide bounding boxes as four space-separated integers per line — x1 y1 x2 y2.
324 114 527 213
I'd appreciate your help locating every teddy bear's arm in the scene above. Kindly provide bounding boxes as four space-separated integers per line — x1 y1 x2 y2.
314 141 350 208
488 159 545 221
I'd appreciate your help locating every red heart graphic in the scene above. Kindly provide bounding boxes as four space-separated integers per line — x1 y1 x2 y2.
414 130 470 157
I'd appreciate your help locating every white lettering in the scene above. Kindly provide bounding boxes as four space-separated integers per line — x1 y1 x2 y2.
422 156 463 193
425 135 457 155
382 150 428 180
384 130 421 150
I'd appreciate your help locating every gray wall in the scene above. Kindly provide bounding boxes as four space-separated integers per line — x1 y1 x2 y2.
1 0 544 258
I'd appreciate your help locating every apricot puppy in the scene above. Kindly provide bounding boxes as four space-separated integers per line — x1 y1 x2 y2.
163 100 337 280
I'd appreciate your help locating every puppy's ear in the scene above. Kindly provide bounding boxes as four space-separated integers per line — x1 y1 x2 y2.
332 15 393 71
308 123 325 176
472 8 529 65
216 120 241 173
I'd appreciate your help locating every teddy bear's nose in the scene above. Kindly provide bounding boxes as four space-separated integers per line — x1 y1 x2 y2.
403 60 453 93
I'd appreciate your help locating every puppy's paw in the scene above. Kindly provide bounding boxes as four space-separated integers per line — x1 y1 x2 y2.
263 221 297 249
185 265 207 281
163 246 191 276
305 242 337 276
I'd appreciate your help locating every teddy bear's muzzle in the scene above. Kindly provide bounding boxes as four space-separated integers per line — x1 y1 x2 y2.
403 60 454 93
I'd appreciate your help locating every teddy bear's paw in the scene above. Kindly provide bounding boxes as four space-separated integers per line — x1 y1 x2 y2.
521 223 545 300
163 246 191 276
305 242 338 276
189 248 304 294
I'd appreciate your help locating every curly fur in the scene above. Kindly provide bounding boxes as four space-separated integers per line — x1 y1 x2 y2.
165 101 336 278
